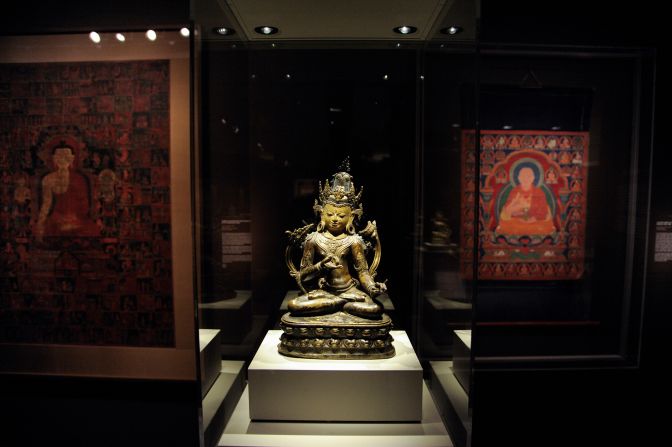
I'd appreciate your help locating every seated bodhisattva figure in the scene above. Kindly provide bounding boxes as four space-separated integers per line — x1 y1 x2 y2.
288 171 386 318
280 165 394 359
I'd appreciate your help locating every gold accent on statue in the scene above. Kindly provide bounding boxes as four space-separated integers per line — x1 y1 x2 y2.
279 163 394 359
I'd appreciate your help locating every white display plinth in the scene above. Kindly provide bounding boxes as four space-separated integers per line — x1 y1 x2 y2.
203 360 246 447
429 361 471 447
219 382 452 447
454 330 471 349
452 330 472 393
199 329 222 398
248 330 422 422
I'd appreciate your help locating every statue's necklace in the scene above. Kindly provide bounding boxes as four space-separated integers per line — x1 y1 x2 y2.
315 233 354 258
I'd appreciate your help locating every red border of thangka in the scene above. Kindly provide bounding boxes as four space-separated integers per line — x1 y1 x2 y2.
460 130 590 280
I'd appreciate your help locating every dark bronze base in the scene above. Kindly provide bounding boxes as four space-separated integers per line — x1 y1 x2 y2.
278 311 395 359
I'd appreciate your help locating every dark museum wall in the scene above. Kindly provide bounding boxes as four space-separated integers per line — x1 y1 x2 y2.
2 1 190 35
1 376 201 446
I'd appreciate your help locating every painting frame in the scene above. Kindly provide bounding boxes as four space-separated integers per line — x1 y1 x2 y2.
0 32 196 380
461 129 589 281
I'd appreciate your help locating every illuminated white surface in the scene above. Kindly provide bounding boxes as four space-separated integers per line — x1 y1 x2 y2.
249 330 422 421
219 382 452 447
199 328 220 351
454 329 472 350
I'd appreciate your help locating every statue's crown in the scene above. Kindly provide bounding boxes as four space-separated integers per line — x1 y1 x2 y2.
318 159 363 208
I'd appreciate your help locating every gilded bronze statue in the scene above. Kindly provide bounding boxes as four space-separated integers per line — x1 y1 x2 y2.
279 163 394 359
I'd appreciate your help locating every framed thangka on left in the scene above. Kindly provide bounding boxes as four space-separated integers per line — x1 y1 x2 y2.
0 60 174 347
461 130 589 280
0 32 194 380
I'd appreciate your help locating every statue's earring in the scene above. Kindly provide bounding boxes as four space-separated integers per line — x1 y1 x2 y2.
346 217 356 235
314 201 325 232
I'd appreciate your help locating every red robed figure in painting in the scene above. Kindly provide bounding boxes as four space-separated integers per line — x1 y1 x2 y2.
496 166 555 235
35 143 99 240
460 130 589 280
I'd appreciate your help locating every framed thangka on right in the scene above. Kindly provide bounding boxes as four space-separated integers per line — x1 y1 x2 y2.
461 130 589 280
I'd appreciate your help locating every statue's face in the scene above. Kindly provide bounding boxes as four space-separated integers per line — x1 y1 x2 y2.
322 203 351 234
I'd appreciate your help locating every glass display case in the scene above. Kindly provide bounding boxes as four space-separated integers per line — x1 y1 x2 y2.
0 27 203 446
0 2 662 447
195 39 655 447
465 45 656 446
0 29 195 379
472 46 655 363
196 42 447 445
198 44 420 355
419 44 478 447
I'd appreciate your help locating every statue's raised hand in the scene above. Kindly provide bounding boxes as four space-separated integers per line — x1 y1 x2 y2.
319 255 342 271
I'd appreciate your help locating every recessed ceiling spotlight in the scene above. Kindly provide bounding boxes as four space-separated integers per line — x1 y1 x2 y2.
180 27 190 37
393 25 417 35
254 26 278 35
551 126 562 130
146 30 157 41
441 26 463 35
502 125 513 130
115 33 126 42
89 31 101 44
214 27 235 36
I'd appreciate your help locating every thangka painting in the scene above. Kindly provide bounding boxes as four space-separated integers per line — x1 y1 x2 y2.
460 130 589 280
0 60 174 346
